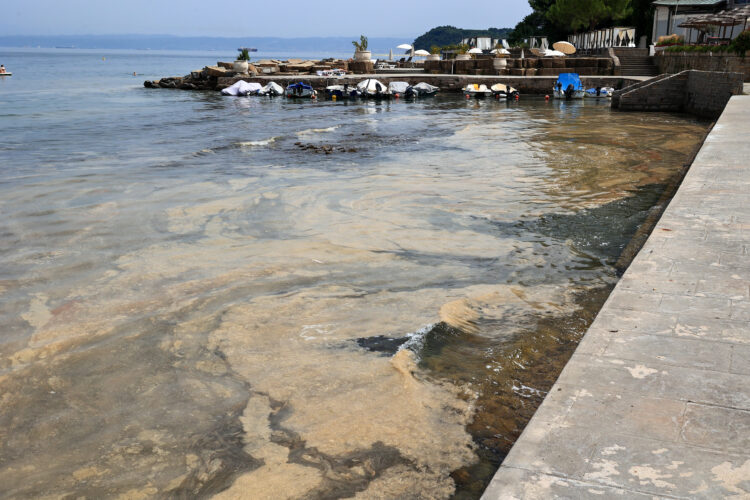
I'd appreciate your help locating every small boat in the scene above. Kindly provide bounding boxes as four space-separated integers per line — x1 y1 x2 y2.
259 82 284 96
406 82 439 97
285 82 316 98
375 61 397 70
357 79 391 98
0 72 11 76
325 84 360 99
490 83 519 100
585 86 615 99
553 73 585 99
316 68 347 77
388 81 410 96
221 80 262 96
463 83 492 98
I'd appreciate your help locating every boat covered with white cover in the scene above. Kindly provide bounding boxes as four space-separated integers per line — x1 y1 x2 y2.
387 81 410 95
585 86 614 99
553 73 585 99
259 82 284 96
490 83 519 100
463 83 492 98
357 79 391 98
407 82 439 97
221 81 262 96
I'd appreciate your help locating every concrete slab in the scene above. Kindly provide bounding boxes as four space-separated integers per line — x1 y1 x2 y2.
482 96 750 499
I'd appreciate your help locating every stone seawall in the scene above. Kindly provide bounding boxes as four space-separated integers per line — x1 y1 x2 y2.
423 57 614 77
218 74 636 95
481 94 750 499
147 73 643 96
656 52 750 82
612 69 743 118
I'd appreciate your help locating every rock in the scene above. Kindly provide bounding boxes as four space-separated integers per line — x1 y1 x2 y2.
204 66 232 78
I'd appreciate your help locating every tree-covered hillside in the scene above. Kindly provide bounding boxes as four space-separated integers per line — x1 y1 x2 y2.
510 0 655 45
412 26 514 50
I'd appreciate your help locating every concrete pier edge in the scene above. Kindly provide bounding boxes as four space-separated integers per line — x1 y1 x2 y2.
481 95 750 499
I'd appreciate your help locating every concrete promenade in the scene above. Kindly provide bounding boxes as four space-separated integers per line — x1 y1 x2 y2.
482 95 750 499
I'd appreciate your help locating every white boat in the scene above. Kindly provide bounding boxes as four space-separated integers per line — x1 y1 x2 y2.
553 73 585 99
285 82 315 98
463 83 492 98
387 81 410 96
357 79 391 98
325 84 360 99
490 83 519 100
259 82 284 96
585 86 615 99
221 80 262 96
406 82 439 97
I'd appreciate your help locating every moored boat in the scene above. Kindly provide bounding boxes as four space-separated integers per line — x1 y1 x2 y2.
357 79 391 98
585 86 615 99
490 83 519 100
221 80 262 96
406 82 439 97
325 84 360 99
387 81 410 96
553 73 585 99
259 82 284 96
463 83 492 98
285 82 316 98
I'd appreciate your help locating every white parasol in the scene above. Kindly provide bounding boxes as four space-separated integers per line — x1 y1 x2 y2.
552 41 576 55
491 48 510 55
389 49 393 60
414 49 430 56
468 48 483 54
397 44 413 50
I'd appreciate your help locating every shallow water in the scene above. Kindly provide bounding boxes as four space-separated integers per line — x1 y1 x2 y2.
0 49 708 498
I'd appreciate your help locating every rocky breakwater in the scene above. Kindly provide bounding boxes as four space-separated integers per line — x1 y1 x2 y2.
144 58 372 91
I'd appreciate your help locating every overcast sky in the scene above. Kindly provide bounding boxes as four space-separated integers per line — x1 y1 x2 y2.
0 0 531 37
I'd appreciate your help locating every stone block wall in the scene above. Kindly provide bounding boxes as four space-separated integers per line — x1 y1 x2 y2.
613 70 743 118
424 57 614 76
656 52 750 82
685 71 745 118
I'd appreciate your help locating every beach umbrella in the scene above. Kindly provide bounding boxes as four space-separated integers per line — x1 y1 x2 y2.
389 49 393 60
397 44 413 50
552 41 576 55
491 48 510 55
468 48 483 54
414 49 430 56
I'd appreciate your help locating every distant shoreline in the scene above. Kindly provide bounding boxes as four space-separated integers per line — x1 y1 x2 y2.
0 34 411 53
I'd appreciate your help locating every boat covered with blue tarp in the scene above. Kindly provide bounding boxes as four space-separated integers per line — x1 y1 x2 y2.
553 73 585 99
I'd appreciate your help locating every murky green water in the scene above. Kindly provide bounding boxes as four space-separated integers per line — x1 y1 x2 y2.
0 50 709 499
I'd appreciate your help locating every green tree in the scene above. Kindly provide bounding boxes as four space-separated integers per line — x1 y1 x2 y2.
626 0 655 44
547 0 632 33
412 26 513 51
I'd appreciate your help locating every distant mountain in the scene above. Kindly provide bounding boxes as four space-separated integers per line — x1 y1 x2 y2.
0 34 408 54
413 26 514 51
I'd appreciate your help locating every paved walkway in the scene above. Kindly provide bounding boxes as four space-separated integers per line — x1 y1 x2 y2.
482 95 750 499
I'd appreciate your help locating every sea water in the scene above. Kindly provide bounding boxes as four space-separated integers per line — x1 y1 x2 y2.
0 48 708 498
